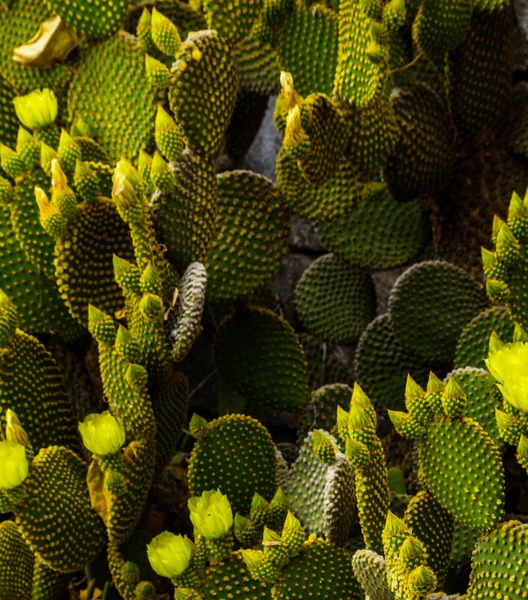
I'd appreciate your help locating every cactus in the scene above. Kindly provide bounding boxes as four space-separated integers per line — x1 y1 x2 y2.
295 253 376 344
285 430 356 546
188 414 278 514
485 191 528 331
0 1 527 598
455 306 514 370
388 261 487 363
215 307 310 411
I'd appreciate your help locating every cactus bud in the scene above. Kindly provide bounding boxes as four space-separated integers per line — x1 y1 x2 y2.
151 8 182 56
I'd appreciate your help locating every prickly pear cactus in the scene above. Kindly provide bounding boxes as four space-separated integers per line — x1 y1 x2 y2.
0 1 526 598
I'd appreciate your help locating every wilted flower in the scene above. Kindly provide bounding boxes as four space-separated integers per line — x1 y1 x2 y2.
486 340 528 412
0 440 29 490
13 89 58 130
78 411 126 456
147 532 195 578
188 490 233 539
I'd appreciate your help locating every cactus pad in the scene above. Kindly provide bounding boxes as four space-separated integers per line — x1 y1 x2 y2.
466 520 528 600
188 413 277 515
388 261 487 362
47 0 129 38
203 551 272 598
0 520 34 600
206 171 288 301
404 490 454 587
215 308 310 411
385 84 456 200
0 328 79 453
285 431 356 546
169 30 238 157
69 32 156 162
0 0 73 93
355 314 430 412
445 368 502 447
298 384 352 444
17 446 105 572
295 253 376 344
454 307 514 370
418 416 504 529
0 75 18 148
156 150 218 272
54 197 135 326
273 538 363 599
317 191 429 270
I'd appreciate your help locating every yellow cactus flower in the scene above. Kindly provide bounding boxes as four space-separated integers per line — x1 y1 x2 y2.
485 340 528 412
0 440 29 490
147 532 195 578
13 89 58 130
188 490 233 539
78 411 126 456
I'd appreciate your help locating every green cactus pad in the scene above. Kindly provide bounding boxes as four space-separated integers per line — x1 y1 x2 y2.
334 0 387 107
188 413 277 515
206 171 288 301
69 32 157 162
32 559 72 600
385 84 456 200
446 4 514 143
275 3 338 97
0 0 73 93
215 307 310 411
454 306 514 370
11 167 56 277
418 416 505 529
404 490 454 587
449 520 481 567
0 328 79 453
317 191 429 270
54 197 135 326
233 32 280 95
444 368 502 447
388 261 487 363
156 150 218 273
341 94 400 178
355 314 431 412
0 520 34 600
101 440 156 544
412 0 472 62
276 150 369 224
286 431 356 546
204 0 263 43
203 551 272 599
169 30 238 157
0 205 83 338
0 75 18 149
47 0 129 38
351 549 394 600
17 445 106 572
273 538 363 599
298 383 352 444
287 93 349 188
295 253 376 344
466 520 528 600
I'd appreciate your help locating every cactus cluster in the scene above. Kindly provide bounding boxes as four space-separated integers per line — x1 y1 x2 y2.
0 0 528 599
